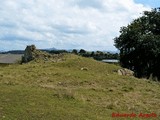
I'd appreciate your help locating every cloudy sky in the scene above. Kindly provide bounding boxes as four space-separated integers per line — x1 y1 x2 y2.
0 0 159 51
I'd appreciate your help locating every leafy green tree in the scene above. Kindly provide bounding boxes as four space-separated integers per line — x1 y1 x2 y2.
114 8 160 80
90 51 95 57
72 49 78 54
79 49 86 54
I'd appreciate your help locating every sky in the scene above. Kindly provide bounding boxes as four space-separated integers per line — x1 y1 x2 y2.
0 0 159 51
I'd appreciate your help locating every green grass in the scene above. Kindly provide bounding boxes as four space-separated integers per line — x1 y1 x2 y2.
0 54 160 120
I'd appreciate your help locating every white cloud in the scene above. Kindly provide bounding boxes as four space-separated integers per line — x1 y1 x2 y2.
0 0 150 51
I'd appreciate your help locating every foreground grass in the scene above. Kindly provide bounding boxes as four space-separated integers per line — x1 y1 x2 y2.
0 54 160 120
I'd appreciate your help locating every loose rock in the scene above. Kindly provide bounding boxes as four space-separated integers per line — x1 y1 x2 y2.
118 68 134 76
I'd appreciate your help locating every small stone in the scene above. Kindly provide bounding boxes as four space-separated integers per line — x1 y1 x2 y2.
118 68 134 76
81 67 89 71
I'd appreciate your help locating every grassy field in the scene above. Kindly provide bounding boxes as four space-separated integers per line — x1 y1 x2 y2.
0 54 160 120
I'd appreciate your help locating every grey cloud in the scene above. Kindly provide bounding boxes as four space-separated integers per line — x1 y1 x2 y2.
75 0 104 9
0 22 17 28
53 24 90 35
0 34 36 42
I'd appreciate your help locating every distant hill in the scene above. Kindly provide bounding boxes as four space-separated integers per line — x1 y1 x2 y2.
0 47 57 54
43 47 57 51
0 50 25 54
0 47 119 54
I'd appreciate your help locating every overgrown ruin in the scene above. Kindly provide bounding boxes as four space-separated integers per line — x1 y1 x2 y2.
22 45 52 63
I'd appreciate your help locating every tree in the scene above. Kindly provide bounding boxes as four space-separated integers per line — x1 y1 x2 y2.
72 49 78 54
114 8 160 80
79 49 86 54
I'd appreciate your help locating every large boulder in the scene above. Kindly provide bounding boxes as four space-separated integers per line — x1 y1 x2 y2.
118 68 134 76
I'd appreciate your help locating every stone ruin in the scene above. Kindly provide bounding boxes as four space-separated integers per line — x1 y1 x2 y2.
22 45 36 62
22 45 52 63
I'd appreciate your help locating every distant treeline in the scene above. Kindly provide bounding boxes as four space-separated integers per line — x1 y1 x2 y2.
1 49 119 61
71 49 119 60
49 49 119 60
